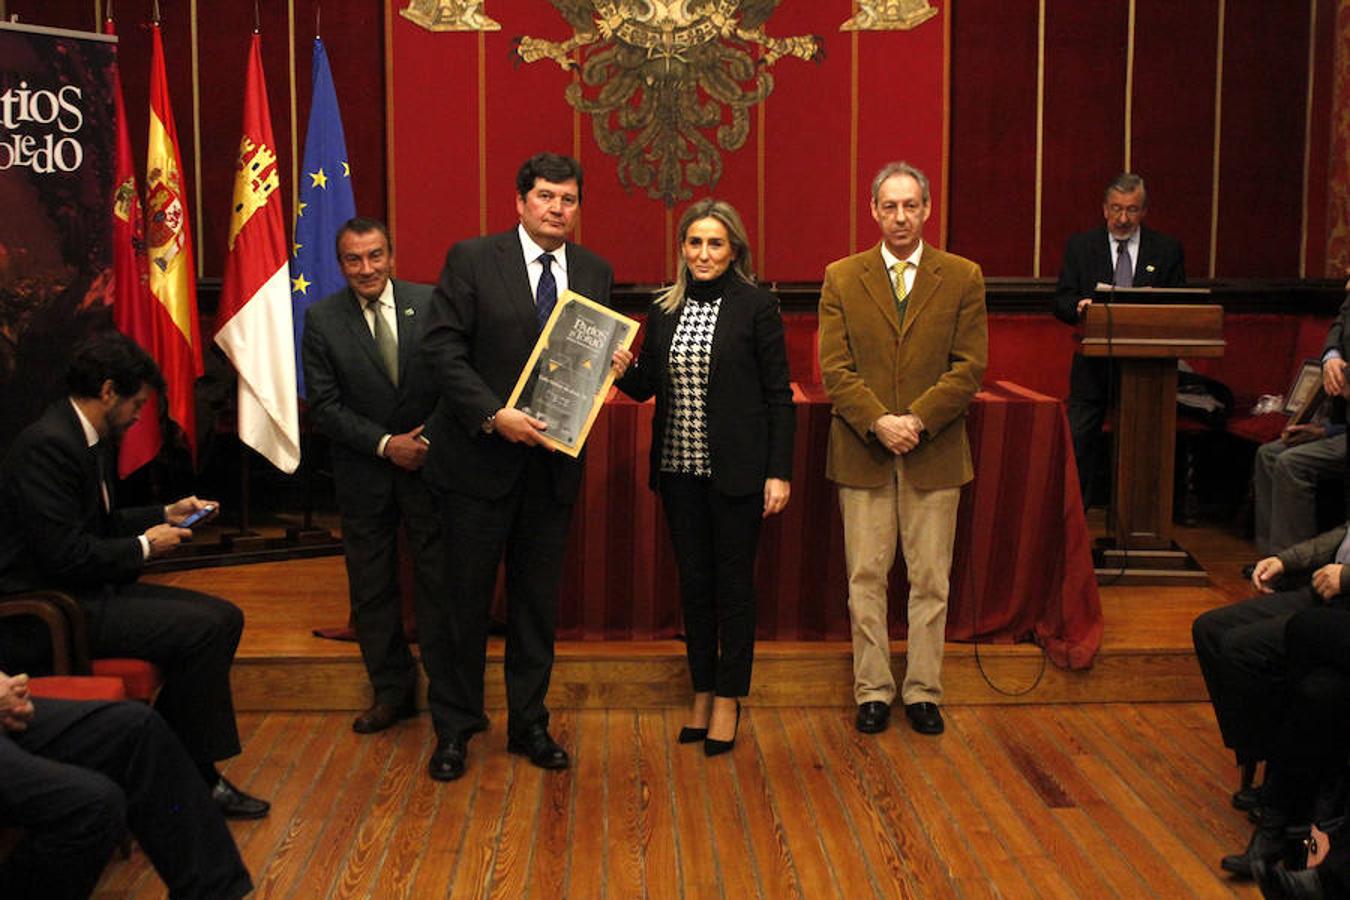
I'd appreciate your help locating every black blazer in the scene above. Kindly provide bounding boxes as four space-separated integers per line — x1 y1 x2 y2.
617 277 795 496
301 279 443 514
420 229 614 503
1052 224 1186 325
0 400 162 594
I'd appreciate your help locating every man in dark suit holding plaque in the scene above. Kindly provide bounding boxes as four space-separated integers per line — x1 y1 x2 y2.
420 153 628 781
1053 173 1186 506
302 217 449 736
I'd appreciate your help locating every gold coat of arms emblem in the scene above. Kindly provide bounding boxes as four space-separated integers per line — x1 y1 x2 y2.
518 1 822 206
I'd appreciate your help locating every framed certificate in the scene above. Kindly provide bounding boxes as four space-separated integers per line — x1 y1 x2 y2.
1284 358 1325 424
506 290 638 457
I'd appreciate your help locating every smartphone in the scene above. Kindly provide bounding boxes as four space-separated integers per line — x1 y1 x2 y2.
178 504 217 528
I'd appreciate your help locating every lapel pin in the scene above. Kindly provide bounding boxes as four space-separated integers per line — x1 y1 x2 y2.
1145 264 1156 273
404 308 415 316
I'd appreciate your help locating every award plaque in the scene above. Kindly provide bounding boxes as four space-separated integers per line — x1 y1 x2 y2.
506 290 638 457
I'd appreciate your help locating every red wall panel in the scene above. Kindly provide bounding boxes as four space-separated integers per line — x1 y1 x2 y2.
761 1 853 281
1131 0 1219 278
1306 0 1337 277
1215 0 1310 277
948 0 1039 275
14 2 1342 283
1039 0 1129 279
386 12 477 284
853 3 949 255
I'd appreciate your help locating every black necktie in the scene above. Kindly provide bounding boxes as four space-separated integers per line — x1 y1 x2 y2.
536 253 557 330
92 442 111 512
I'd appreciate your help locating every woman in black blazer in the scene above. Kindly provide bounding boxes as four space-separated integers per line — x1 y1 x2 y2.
617 199 795 755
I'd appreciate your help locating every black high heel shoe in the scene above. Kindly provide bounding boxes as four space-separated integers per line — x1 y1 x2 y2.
704 701 741 757
677 726 707 743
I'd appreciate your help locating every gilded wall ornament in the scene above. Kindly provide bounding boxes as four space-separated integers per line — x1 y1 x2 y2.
839 0 938 32
400 0 500 32
517 1 822 206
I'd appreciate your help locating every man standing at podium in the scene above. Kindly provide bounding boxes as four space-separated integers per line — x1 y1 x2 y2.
1053 173 1186 506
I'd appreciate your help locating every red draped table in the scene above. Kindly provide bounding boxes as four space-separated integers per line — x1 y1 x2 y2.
322 380 1103 670
557 380 1102 668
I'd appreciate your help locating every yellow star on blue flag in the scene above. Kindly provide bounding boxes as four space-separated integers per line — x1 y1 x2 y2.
290 37 356 397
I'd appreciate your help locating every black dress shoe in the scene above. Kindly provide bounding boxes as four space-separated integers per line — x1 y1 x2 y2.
428 736 467 782
352 696 417 734
677 726 707 744
507 725 569 770
1252 860 1325 899
904 702 945 735
855 701 891 734
212 776 270 819
1222 822 1291 879
1234 784 1263 811
704 701 741 757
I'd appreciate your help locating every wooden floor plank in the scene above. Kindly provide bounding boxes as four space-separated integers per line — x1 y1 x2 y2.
376 724 445 899
249 719 374 898
634 711 680 900
566 710 609 899
327 722 429 899
807 712 923 898
96 702 1275 898
776 709 879 895
1002 708 1197 896
446 734 515 900
945 707 1119 899
603 710 649 900
664 708 721 897
406 735 481 898
729 711 809 900
523 710 578 900
701 713 760 900
747 709 844 900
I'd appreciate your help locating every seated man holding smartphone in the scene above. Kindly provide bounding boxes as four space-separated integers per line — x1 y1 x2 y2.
0 332 269 820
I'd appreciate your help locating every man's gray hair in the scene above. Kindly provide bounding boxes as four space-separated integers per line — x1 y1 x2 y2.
1104 172 1148 207
871 161 931 205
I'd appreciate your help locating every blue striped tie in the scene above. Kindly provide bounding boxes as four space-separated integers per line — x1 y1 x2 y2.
536 253 557 330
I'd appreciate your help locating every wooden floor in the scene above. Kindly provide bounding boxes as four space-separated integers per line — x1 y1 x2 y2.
91 516 1268 896
97 703 1262 899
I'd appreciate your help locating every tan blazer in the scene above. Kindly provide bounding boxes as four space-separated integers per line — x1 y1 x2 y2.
818 242 988 490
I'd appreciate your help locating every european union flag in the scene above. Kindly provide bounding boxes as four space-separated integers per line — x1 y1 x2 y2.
290 37 355 398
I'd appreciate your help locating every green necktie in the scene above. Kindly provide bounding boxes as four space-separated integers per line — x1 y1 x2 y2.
367 299 399 386
891 260 910 328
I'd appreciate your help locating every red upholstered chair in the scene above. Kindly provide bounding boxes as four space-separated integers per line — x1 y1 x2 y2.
0 591 138 859
0 589 163 702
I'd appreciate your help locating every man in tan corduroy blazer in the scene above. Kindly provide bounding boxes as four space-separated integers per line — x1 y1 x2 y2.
818 161 987 737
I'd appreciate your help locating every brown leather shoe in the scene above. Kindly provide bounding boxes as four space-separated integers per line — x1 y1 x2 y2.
352 697 416 734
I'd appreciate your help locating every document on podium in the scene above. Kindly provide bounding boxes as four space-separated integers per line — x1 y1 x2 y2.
1091 284 1212 301
506 290 638 458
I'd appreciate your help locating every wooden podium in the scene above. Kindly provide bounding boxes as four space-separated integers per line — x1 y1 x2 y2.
1081 300 1224 584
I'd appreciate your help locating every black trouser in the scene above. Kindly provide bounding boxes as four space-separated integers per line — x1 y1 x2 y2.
1067 353 1113 507
1191 585 1321 764
0 698 251 899
437 453 573 741
340 469 447 707
80 583 244 766
659 474 763 699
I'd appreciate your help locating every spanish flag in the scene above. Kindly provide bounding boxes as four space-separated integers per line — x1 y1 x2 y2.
144 22 204 467
214 32 300 474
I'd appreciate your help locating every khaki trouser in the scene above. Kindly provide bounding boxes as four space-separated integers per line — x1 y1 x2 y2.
839 462 960 706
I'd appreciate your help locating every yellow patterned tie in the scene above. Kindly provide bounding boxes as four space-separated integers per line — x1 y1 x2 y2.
891 261 910 302
891 260 910 327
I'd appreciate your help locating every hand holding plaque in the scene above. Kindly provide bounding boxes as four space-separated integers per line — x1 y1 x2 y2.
505 290 638 457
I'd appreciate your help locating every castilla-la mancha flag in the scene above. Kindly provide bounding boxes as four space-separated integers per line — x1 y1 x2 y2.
215 33 299 473
137 21 205 474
